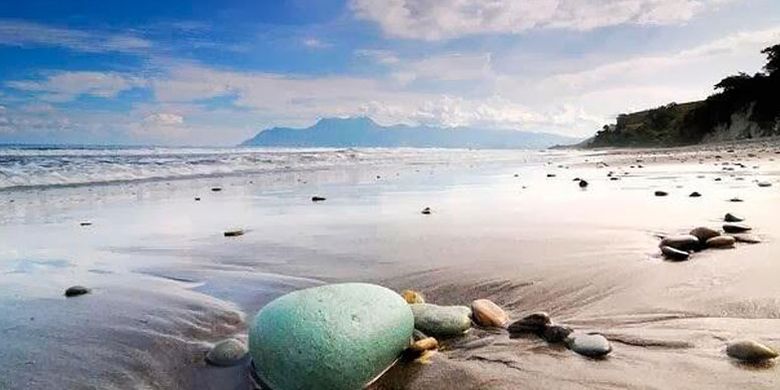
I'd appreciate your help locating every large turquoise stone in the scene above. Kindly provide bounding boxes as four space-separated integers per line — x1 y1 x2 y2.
249 283 414 390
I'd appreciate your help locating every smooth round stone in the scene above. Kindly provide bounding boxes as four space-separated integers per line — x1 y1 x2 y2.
410 303 472 337
64 285 91 297
726 340 779 362
758 182 772 187
654 191 668 197
471 299 509 328
659 235 700 251
661 246 690 261
311 196 326 202
249 283 414 390
542 325 574 343
420 207 432 215
401 290 425 304
689 192 702 197
409 337 439 353
724 213 744 222
732 234 761 244
508 312 551 334
224 229 245 237
723 223 751 233
578 180 589 188
206 338 248 367
566 333 612 358
689 227 720 243
706 236 736 249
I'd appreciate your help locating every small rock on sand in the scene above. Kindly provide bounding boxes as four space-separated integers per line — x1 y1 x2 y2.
729 197 743 203
401 290 425 304
410 303 472 337
706 236 736 249
508 312 551 333
723 223 751 233
79 222 92 226
409 337 439 353
311 196 326 202
542 325 574 343
659 235 700 252
566 333 612 358
661 246 690 261
758 182 772 187
206 339 248 367
689 227 720 243
731 234 761 244
579 180 589 188
726 340 779 362
471 299 509 328
421 207 431 215
689 192 702 197
194 197 201 201
654 191 668 197
64 286 91 297
224 229 245 237
724 213 744 222
211 187 222 192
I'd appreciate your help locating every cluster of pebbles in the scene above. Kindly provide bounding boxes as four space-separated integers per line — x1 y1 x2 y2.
658 213 761 261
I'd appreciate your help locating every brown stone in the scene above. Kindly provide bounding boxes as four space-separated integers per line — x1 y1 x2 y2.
471 299 509 328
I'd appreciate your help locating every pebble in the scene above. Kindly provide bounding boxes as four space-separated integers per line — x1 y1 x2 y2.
224 229 245 237
731 234 761 244
726 340 779 362
471 299 509 328
566 333 612 358
654 191 668 197
729 198 743 202
659 235 700 251
706 236 736 249
194 197 201 201
401 290 425 304
724 213 744 222
410 304 472 337
758 182 772 187
689 227 720 243
579 180 589 188
689 192 702 197
79 222 92 226
409 337 439 353
206 339 248 367
64 286 91 297
547 174 556 178
660 246 690 261
508 312 551 333
723 223 751 233
211 187 222 192
311 196 326 202
421 207 431 215
542 325 574 343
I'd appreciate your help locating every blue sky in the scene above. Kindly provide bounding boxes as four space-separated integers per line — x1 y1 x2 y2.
0 0 778 145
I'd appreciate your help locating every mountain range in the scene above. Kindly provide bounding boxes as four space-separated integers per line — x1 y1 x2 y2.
241 117 578 149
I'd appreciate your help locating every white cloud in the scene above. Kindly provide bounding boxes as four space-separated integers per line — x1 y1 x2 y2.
302 37 331 48
354 49 401 65
143 112 184 126
0 19 152 53
350 0 733 40
7 71 146 102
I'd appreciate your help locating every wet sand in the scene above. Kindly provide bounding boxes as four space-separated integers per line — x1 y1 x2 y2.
1 142 779 389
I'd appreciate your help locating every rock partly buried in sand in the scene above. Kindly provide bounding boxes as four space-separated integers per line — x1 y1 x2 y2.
401 289 425 304
758 182 772 188
409 337 439 353
729 197 743 203
249 283 413 390
206 339 248 367
542 325 574 343
211 187 222 192
421 207 431 215
731 234 761 244
508 312 551 334
224 229 245 237
706 236 736 249
689 192 702 197
724 213 744 222
726 340 779 362
64 285 90 297
654 191 669 197
723 223 751 233
659 235 700 252
579 180 589 188
410 303 472 337
689 227 720 243
311 196 326 202
661 246 690 261
79 221 92 226
566 333 612 358
471 299 509 328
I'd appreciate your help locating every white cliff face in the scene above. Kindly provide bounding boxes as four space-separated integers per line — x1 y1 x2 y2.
704 103 779 143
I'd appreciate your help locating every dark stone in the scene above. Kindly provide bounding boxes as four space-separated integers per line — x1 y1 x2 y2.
729 198 743 202
689 192 701 197
660 246 690 261
211 187 222 192
541 325 574 343
724 213 744 222
224 229 245 237
731 234 761 244
64 286 91 297
311 196 327 202
579 180 589 188
659 235 699 251
206 339 248 367
723 223 751 233
508 312 551 334
689 227 720 243
547 174 556 178
79 222 92 226
654 191 668 197
566 333 612 358
421 207 431 215
194 197 201 201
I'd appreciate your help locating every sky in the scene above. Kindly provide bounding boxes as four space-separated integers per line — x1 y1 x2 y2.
0 0 778 146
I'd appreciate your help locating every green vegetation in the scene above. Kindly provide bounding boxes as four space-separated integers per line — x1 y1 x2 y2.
591 44 780 147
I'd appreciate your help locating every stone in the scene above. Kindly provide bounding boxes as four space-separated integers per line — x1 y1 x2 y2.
401 289 425 304
409 337 439 353
211 187 222 192
471 299 509 328
566 333 612 358
689 192 702 197
729 198 743 203
654 191 668 197
64 286 90 297
311 196 326 202
659 235 700 252
206 339 248 367
249 283 414 390
723 223 751 233
508 312 551 333
412 329 428 341
706 236 736 249
194 197 201 201
726 340 779 362
689 227 720 243
224 229 245 237
579 180 589 188
758 182 772 187
79 221 92 226
724 213 744 222
421 207 431 215
541 325 574 343
410 303 472 337
731 234 761 244
661 246 690 261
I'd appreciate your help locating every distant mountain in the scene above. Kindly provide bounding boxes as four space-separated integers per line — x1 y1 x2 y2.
241 117 579 149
